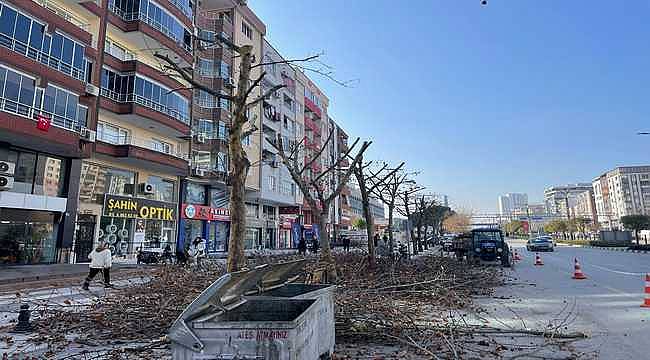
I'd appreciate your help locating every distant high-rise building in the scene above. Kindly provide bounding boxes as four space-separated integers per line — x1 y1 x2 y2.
498 193 528 216
543 184 592 218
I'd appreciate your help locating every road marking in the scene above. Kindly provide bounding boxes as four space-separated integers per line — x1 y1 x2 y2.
586 263 645 276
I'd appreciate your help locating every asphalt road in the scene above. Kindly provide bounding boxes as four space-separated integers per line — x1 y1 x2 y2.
477 239 650 359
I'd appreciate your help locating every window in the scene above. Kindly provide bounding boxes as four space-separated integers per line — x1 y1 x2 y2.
79 163 135 204
97 122 130 144
220 61 230 79
268 176 276 191
246 203 259 218
185 182 206 204
216 152 228 172
0 3 86 80
103 68 190 123
0 65 87 130
197 58 216 77
244 228 258 249
150 139 173 154
147 176 175 202
195 119 215 138
218 121 228 140
192 151 211 170
241 22 252 39
263 205 276 220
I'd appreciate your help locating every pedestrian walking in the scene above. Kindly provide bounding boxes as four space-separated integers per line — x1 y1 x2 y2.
298 237 307 255
342 234 351 252
189 236 206 268
162 244 173 264
82 242 113 290
373 233 380 248
382 233 388 244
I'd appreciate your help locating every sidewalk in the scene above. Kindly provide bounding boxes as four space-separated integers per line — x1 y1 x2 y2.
0 263 140 285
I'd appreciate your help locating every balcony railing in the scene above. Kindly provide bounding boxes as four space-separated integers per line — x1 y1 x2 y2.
0 34 85 82
167 0 193 20
0 97 81 132
108 5 192 54
33 0 92 33
97 132 187 159
101 88 190 124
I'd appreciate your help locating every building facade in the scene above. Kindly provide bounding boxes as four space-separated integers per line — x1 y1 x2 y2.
497 193 528 217
593 166 650 229
543 184 592 218
349 186 385 228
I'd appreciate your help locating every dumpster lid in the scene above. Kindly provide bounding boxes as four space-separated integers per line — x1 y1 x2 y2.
168 259 308 351
253 258 307 293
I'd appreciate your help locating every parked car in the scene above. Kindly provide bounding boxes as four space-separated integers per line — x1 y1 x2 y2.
526 237 554 252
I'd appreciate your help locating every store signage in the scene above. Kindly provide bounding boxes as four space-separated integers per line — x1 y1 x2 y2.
103 195 176 220
181 204 230 221
279 206 300 215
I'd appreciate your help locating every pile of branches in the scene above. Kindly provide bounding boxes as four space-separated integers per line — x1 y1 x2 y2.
328 253 503 343
29 262 226 357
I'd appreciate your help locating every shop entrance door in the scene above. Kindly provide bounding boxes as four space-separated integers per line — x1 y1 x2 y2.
74 215 96 263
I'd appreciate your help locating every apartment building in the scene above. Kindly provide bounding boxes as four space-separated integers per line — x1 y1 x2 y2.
178 0 266 255
593 166 650 229
543 184 592 218
295 70 328 231
0 0 99 264
349 186 385 227
497 193 528 218
569 189 597 221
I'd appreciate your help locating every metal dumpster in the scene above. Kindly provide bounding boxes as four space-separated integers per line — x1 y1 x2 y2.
169 259 335 360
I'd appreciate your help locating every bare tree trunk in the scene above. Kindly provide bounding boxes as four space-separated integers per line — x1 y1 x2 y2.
315 208 336 281
226 45 254 272
388 204 394 257
356 167 376 266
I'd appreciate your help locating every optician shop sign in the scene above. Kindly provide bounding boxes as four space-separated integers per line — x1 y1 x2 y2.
181 204 230 221
103 195 176 220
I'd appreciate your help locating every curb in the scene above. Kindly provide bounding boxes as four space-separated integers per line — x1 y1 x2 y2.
557 243 650 254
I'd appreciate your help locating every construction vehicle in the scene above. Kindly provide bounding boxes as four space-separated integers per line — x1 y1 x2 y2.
453 228 511 267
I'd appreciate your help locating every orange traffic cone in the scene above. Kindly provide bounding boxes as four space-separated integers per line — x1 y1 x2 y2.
641 274 650 308
572 258 587 279
534 253 544 266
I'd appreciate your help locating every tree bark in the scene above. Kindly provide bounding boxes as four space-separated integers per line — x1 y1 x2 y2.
314 208 336 281
226 45 254 273
355 165 376 267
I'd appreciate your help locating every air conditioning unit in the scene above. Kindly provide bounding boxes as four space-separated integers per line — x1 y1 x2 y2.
0 176 14 190
0 161 15 176
195 133 206 144
85 83 100 96
138 182 155 195
193 168 207 177
79 127 96 142
272 91 280 99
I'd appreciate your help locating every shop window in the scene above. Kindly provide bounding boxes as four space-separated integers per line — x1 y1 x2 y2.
0 147 67 197
33 156 65 197
99 217 132 256
0 209 57 264
210 188 229 208
244 228 258 249
263 205 276 220
185 182 206 204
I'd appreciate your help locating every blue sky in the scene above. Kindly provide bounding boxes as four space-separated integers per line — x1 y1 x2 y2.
247 0 650 212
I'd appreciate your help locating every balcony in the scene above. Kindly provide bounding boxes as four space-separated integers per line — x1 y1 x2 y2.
304 96 322 118
0 97 86 158
95 135 188 176
304 137 320 151
100 89 190 138
304 116 321 135
78 2 192 65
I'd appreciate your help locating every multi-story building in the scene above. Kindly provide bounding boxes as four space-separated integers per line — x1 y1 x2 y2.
543 184 592 218
0 0 196 264
497 193 528 217
593 166 650 229
295 69 328 229
569 189 597 221
0 0 100 264
178 0 267 255
349 186 385 228
77 0 195 262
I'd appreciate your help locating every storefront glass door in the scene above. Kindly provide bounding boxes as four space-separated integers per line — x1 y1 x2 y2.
0 209 58 264
207 221 229 253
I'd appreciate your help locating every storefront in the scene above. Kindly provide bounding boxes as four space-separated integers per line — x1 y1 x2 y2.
76 161 179 261
0 146 73 265
278 206 301 249
180 203 230 254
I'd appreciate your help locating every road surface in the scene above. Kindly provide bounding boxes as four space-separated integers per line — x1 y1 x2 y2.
474 239 649 359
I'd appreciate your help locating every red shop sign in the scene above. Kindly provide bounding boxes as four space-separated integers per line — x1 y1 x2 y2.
36 114 51 132
182 204 230 221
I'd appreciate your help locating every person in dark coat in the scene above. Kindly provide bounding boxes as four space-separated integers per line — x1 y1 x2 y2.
298 238 307 255
373 233 380 247
342 234 351 252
